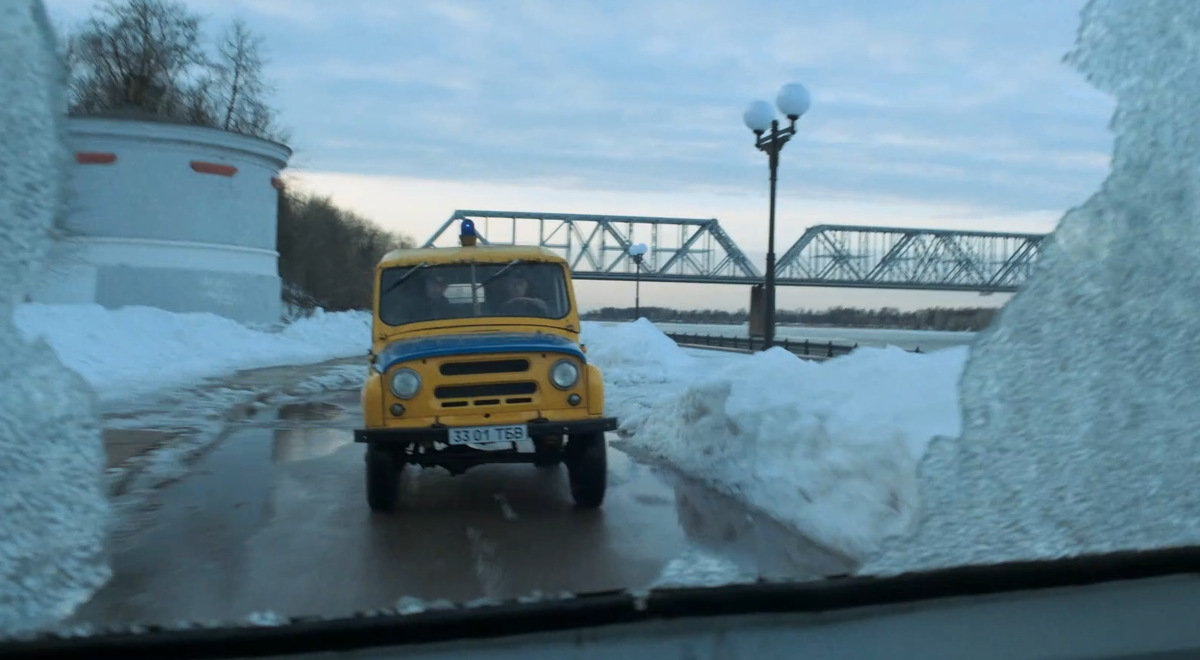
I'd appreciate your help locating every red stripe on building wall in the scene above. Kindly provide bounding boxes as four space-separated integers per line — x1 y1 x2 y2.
271 177 285 190
190 161 238 177
75 152 117 165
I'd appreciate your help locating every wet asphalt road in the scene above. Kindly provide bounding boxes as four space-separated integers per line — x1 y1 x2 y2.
75 379 853 628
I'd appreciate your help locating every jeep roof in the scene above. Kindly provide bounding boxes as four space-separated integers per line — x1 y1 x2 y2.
377 244 565 269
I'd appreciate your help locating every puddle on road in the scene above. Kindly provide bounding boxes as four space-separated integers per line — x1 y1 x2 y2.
277 400 344 422
271 426 353 463
102 428 175 469
213 399 356 467
633 493 672 507
215 390 360 466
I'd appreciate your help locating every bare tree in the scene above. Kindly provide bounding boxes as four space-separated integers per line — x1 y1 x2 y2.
277 190 416 311
212 18 273 136
180 71 216 126
64 0 208 119
60 0 285 141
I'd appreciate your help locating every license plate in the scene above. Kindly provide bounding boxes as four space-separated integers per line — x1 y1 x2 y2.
447 424 529 446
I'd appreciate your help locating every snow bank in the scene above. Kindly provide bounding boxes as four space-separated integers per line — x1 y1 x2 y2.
14 304 370 402
862 0 1200 576
581 319 697 387
0 0 111 636
583 319 968 561
581 319 704 426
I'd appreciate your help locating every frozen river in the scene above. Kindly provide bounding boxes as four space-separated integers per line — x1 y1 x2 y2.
652 322 976 352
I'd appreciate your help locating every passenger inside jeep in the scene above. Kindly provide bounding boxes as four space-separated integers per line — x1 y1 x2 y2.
422 273 452 316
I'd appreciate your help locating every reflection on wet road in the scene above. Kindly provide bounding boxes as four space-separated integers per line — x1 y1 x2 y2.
75 384 853 628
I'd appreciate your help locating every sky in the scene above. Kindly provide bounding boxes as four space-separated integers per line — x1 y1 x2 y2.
46 0 1115 312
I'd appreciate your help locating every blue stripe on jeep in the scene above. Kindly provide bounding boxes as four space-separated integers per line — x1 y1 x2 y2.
377 332 585 372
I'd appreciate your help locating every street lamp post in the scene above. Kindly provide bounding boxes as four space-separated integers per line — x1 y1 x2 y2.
743 83 810 350
628 243 648 320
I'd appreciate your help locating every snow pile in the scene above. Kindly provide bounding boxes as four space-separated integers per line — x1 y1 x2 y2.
581 319 702 423
863 0 1200 576
581 319 696 387
584 319 969 561
0 0 111 636
14 304 370 402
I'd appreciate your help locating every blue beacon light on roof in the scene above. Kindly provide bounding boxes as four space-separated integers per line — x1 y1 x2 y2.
459 219 478 247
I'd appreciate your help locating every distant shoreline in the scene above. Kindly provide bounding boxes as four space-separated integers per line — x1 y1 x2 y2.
580 305 996 333
585 319 981 335
651 321 977 335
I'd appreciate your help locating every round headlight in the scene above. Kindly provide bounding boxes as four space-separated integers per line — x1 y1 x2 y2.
390 368 421 399
550 359 579 389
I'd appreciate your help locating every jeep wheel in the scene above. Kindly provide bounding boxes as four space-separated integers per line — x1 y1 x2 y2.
366 446 400 513
566 432 607 509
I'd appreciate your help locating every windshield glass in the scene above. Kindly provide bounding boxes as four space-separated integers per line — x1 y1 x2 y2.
378 261 571 326
13 0 1200 652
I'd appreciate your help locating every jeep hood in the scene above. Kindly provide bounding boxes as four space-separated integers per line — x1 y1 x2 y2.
375 332 586 373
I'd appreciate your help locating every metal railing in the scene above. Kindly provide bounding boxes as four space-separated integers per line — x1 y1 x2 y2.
665 332 924 360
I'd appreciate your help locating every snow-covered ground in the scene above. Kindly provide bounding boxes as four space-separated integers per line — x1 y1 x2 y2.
583 319 969 562
14 304 371 403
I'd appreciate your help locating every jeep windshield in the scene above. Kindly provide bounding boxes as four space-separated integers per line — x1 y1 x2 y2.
378 260 572 326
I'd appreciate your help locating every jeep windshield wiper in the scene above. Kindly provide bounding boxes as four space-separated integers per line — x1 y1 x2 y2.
473 259 520 292
383 262 429 296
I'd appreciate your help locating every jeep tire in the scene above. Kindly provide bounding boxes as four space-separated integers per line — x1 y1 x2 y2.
566 432 607 509
366 445 400 512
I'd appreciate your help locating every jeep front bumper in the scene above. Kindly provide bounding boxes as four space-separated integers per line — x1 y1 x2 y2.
353 417 618 446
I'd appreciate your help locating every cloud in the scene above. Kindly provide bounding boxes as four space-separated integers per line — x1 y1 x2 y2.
46 0 1115 224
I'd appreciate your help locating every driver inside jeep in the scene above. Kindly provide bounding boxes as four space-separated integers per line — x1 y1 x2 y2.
495 270 550 316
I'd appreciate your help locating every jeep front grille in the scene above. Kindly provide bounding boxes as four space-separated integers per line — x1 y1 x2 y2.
434 382 538 399
441 396 535 408
439 359 530 376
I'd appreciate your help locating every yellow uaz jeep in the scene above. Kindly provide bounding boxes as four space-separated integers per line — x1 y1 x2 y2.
355 219 616 512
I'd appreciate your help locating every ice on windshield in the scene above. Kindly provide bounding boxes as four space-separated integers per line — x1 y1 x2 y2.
378 261 572 326
862 0 1200 575
0 1 112 636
